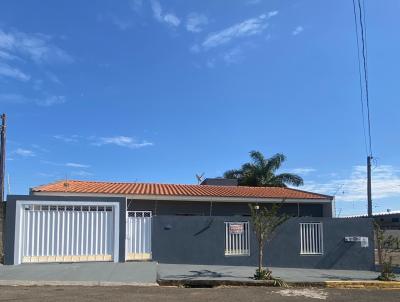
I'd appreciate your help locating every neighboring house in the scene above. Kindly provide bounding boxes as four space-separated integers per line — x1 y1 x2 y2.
4 178 375 270
345 211 400 230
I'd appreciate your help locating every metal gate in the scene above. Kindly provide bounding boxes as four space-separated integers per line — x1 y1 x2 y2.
21 204 115 263
126 211 152 260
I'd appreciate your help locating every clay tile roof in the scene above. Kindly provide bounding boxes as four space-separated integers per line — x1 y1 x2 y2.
31 180 333 200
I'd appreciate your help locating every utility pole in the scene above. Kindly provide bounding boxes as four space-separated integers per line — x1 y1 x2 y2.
0 114 6 202
0 114 5 263
367 155 372 217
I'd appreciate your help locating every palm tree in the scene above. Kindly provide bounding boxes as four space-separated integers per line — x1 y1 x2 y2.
223 151 303 187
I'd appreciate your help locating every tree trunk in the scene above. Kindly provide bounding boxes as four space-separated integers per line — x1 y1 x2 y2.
375 230 383 266
258 238 263 272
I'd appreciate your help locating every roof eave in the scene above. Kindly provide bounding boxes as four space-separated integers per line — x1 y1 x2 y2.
31 191 332 203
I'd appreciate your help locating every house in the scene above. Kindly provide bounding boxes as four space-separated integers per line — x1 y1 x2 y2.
345 210 400 230
4 178 375 270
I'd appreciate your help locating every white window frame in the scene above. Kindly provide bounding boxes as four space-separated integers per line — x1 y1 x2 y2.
300 222 323 255
224 222 250 256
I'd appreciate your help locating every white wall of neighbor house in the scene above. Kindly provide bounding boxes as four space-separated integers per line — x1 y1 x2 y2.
13 200 120 265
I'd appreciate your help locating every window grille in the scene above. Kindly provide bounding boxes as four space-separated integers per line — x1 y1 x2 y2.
300 222 323 255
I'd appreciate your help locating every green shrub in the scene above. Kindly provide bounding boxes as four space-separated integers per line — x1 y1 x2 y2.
377 258 397 281
254 268 288 287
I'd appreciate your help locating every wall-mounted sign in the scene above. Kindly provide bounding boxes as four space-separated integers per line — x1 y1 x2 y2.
229 223 244 235
344 236 369 248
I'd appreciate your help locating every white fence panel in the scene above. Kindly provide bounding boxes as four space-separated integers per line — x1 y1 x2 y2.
300 222 323 255
126 211 152 260
225 222 250 256
21 205 114 263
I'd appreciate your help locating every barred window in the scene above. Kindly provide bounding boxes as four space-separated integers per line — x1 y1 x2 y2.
300 223 323 255
224 222 250 256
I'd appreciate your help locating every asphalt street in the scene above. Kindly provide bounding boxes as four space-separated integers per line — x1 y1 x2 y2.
0 286 400 302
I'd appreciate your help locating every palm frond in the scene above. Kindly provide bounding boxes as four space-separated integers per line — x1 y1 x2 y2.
223 169 243 179
273 173 304 187
249 150 266 167
222 151 303 188
265 153 286 172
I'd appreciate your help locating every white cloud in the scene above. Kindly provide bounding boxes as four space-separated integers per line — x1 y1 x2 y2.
151 0 181 27
201 13 277 50
186 13 208 33
302 165 400 202
129 0 143 12
36 95 66 106
0 50 18 61
0 28 71 105
53 134 153 150
31 144 49 153
190 44 201 54
292 26 304 36
0 93 66 107
53 134 80 143
0 93 28 104
267 11 279 18
222 47 243 65
14 148 35 157
206 58 216 69
37 172 56 177
0 63 30 81
72 170 94 177
0 29 73 64
66 162 90 168
94 136 153 149
41 160 90 169
45 71 62 84
246 0 262 4
164 14 181 27
110 15 133 31
290 167 316 175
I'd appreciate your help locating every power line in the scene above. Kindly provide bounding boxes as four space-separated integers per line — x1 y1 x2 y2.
356 0 373 156
351 0 368 157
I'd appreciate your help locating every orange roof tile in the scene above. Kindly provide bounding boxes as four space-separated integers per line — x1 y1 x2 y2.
31 180 333 200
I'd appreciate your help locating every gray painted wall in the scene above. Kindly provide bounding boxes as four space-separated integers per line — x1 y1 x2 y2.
152 215 375 270
4 195 127 265
128 199 327 217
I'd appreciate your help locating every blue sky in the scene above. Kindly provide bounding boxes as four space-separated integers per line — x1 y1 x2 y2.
1 0 399 216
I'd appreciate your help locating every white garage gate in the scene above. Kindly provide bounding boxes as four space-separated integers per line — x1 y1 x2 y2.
15 200 120 264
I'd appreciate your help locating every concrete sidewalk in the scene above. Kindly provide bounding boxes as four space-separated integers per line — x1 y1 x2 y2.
0 262 398 287
157 264 384 283
0 262 158 286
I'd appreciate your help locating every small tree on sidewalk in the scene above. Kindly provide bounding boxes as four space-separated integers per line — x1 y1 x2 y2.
249 203 288 283
375 222 400 281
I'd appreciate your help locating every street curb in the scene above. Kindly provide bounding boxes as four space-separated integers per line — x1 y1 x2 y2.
1 279 399 289
0 280 159 287
158 279 400 289
158 279 324 288
324 280 400 289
